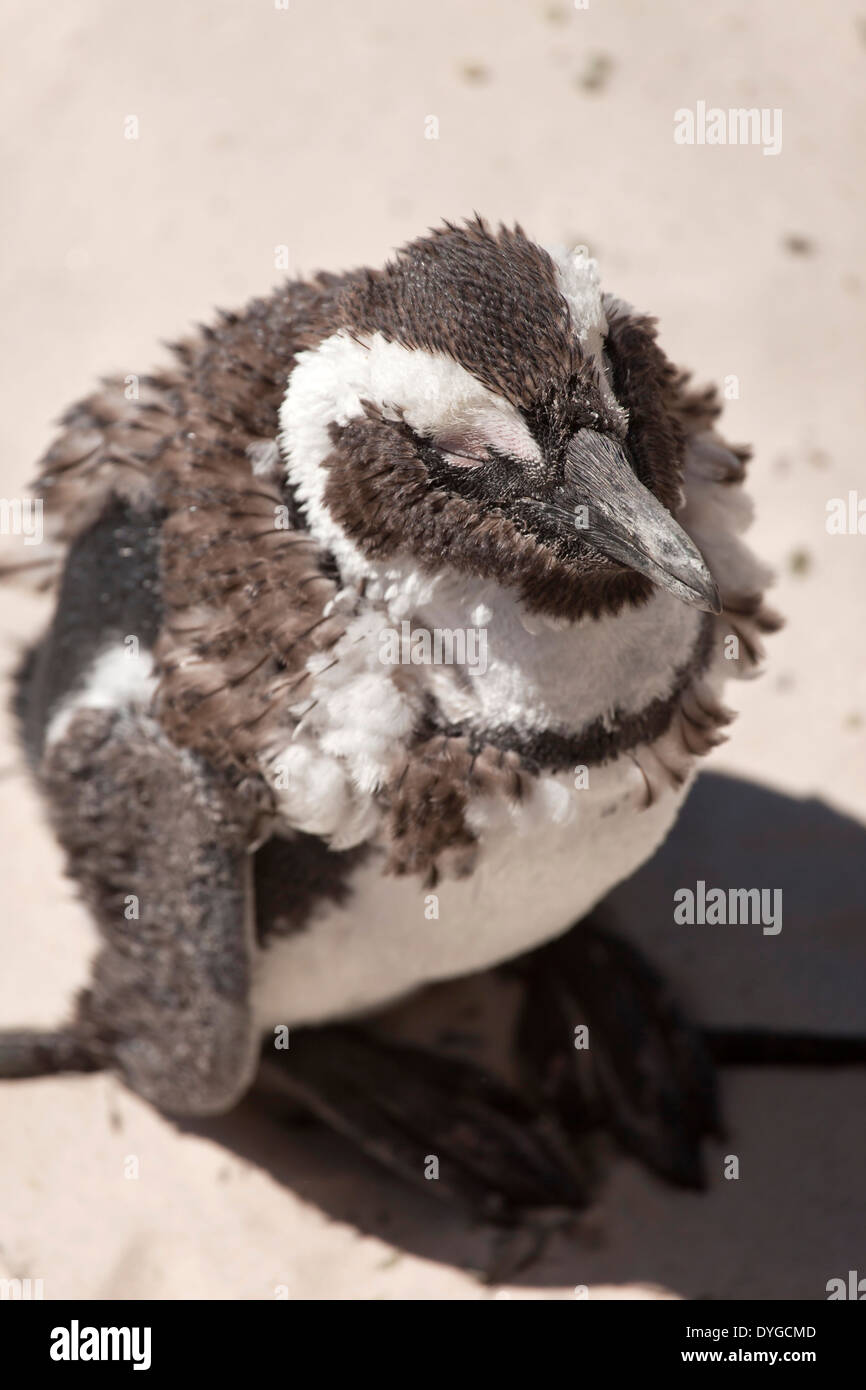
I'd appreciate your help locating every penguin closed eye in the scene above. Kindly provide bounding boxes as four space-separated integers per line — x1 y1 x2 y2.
4 216 859 1219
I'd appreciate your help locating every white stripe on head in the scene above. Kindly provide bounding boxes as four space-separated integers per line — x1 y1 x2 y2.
279 330 541 578
546 244 629 433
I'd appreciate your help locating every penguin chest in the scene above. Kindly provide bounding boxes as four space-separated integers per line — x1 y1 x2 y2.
251 757 692 1030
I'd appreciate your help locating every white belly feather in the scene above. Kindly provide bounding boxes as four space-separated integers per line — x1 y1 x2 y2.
252 755 691 1029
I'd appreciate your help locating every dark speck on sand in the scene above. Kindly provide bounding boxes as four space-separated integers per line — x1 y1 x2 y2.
459 62 489 85
577 53 614 93
783 233 816 256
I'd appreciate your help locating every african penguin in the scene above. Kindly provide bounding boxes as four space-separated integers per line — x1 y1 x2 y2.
1 218 792 1212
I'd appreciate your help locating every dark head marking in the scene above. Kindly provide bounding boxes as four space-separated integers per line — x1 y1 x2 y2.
339 217 585 412
303 218 717 619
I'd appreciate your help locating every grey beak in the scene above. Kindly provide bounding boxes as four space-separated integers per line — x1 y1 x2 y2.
559 429 721 614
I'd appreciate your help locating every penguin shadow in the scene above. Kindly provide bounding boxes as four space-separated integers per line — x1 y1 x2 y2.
183 772 866 1295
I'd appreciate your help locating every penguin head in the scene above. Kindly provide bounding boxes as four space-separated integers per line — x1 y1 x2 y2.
281 218 720 621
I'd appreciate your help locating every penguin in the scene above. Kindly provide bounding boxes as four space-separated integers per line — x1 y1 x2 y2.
4 216 841 1218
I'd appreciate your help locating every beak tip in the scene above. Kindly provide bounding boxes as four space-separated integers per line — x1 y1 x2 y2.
654 562 721 615
703 580 723 616
679 571 722 615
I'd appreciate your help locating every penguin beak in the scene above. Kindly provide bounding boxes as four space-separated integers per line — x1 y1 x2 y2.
555 428 722 614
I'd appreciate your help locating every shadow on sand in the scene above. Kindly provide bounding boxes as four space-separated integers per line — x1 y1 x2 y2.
183 772 866 1295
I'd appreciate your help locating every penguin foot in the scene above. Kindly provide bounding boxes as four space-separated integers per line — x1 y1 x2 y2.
515 914 721 1189
0 1029 102 1079
255 1025 596 1220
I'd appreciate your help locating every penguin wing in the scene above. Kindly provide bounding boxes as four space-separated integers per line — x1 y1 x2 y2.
7 473 271 1111
155 427 347 778
0 372 184 593
6 699 263 1114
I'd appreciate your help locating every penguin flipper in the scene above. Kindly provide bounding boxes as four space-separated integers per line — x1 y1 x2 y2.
256 1025 596 1219
516 913 720 1190
4 705 266 1116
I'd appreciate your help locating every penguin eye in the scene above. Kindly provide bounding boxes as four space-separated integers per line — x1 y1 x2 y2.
431 428 491 469
427 416 543 471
